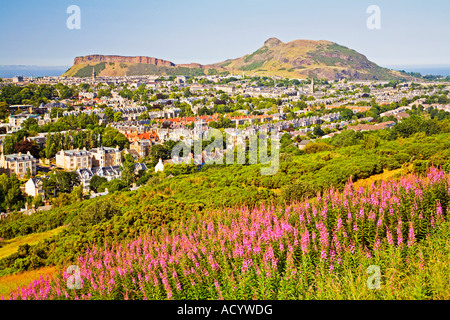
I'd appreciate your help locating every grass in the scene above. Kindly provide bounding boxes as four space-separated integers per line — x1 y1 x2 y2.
314 219 450 299
352 167 406 189
0 226 66 260
0 266 56 299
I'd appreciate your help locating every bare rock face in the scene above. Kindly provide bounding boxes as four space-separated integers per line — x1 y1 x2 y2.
176 63 205 69
263 37 283 48
74 55 175 66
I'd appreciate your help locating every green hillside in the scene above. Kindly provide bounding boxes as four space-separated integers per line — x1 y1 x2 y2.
1 116 450 280
210 38 413 80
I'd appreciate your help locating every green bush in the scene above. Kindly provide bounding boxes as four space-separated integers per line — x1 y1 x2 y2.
71 199 122 228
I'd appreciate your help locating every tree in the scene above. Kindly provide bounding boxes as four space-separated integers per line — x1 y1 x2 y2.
32 195 44 208
89 176 108 192
114 111 124 123
313 125 325 137
101 127 129 149
79 83 90 91
121 153 136 185
4 174 24 211
2 135 17 155
149 144 169 167
104 107 114 122
42 171 80 197
21 118 39 131
183 88 192 97
14 140 40 158
0 101 9 119
97 89 111 98
71 198 121 227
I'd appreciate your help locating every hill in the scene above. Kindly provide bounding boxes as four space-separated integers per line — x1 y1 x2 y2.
62 38 416 80
209 37 413 80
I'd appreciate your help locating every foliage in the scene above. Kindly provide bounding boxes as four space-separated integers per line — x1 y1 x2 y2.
6 167 450 300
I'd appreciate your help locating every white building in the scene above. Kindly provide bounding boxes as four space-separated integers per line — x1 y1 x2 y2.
25 177 45 198
155 158 164 172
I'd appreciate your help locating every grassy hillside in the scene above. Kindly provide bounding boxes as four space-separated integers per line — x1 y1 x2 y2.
0 226 66 260
0 266 55 299
6 168 450 299
209 39 414 80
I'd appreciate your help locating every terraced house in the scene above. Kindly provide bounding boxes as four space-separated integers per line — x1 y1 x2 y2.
0 151 37 178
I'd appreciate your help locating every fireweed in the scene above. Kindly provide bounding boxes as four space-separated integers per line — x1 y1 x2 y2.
4 167 450 300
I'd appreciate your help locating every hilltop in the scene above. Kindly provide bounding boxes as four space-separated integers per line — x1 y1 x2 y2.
209 37 412 80
62 38 415 80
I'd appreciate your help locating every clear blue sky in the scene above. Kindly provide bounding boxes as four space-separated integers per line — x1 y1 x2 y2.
0 0 449 67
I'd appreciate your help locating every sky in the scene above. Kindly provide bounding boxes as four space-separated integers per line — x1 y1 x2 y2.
0 0 449 68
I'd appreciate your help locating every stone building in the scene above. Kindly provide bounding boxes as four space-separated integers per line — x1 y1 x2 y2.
0 151 37 178
55 148 92 170
90 146 122 167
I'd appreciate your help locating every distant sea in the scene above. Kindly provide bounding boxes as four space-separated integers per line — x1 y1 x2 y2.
0 65 70 78
384 65 450 77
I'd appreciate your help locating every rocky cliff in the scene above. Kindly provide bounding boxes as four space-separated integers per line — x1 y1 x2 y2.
73 55 175 67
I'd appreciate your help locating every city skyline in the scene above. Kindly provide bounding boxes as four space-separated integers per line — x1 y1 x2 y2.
1 0 449 68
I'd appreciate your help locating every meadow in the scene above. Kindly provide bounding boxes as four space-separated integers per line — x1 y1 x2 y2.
5 167 449 300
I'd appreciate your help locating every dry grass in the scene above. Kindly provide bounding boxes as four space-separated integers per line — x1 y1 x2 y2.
353 168 405 189
0 266 56 299
0 226 66 260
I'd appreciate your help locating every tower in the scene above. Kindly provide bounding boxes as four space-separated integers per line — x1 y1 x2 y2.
92 67 96 81
310 78 315 93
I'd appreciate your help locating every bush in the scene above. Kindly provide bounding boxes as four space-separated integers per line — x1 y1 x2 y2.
71 199 122 228
280 180 316 202
303 141 334 154
413 160 429 175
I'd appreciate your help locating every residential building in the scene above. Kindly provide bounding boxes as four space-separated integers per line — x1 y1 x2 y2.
55 148 92 170
8 113 40 127
77 166 122 193
155 158 164 172
25 177 45 197
129 139 152 159
0 151 37 178
91 146 122 167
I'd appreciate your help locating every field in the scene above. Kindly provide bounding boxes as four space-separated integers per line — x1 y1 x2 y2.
0 266 56 299
0 226 66 260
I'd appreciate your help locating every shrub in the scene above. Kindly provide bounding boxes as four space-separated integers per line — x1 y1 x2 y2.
71 199 122 228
